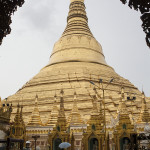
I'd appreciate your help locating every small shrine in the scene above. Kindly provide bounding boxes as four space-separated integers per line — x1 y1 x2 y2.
48 90 74 150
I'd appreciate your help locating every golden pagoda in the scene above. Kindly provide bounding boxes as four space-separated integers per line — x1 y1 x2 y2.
6 0 144 125
67 91 84 126
137 92 150 123
82 93 105 150
48 90 73 150
27 95 43 126
3 0 150 149
113 88 136 150
9 104 26 141
46 94 59 127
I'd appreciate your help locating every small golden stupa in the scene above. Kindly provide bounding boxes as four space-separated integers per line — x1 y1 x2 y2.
5 0 149 129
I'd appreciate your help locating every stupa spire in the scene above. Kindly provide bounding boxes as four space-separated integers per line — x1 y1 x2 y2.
54 90 67 132
72 91 79 112
46 94 59 127
118 88 128 115
19 105 25 125
114 91 134 136
91 95 99 115
67 90 84 126
49 0 107 66
93 87 104 122
14 104 21 125
59 89 65 117
62 0 92 37
137 92 150 123
10 104 26 140
27 95 43 126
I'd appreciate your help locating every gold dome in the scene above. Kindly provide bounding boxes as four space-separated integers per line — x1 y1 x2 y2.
6 0 144 125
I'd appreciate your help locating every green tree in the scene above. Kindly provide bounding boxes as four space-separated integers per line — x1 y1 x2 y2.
120 0 150 48
0 0 25 45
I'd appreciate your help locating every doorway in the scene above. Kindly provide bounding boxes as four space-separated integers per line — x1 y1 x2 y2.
120 137 130 150
89 138 99 150
53 138 62 150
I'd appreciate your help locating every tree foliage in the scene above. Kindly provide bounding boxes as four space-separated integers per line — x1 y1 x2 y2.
120 0 150 48
0 0 25 45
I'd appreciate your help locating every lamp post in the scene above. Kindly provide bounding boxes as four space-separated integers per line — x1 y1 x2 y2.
90 78 113 150
32 135 40 150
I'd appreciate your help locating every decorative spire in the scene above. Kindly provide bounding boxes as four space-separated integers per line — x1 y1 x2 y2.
93 87 104 122
72 91 78 112
59 89 65 117
49 0 107 66
118 87 128 114
19 105 25 126
10 104 26 140
67 91 83 126
62 0 92 37
46 94 59 127
14 104 21 125
115 89 134 134
91 95 99 115
54 90 67 132
27 95 43 126
87 92 103 132
137 92 150 123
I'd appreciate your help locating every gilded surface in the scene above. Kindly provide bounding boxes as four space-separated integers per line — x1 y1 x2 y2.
4 0 149 129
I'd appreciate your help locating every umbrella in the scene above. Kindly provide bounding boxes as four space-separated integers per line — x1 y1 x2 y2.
59 142 71 149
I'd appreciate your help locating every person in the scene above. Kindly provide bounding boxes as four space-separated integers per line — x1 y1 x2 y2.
123 139 129 150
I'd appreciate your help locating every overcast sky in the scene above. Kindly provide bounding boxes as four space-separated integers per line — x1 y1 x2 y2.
0 0 150 99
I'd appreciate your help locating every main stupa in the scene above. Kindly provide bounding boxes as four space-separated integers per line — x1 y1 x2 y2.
6 0 147 125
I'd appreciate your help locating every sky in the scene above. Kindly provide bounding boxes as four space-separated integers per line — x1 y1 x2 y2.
0 0 150 99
